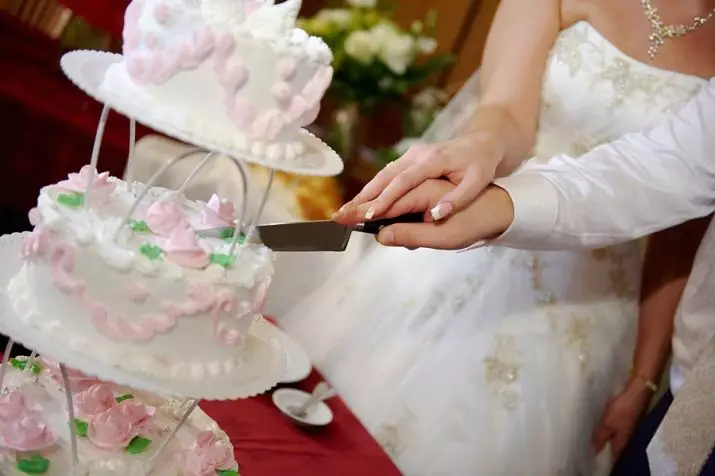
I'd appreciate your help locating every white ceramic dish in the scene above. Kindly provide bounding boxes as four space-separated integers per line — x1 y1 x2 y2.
272 388 333 427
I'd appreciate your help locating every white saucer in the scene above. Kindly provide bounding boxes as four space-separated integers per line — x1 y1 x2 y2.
0 233 285 400
272 388 333 427
59 50 344 177
268 323 312 384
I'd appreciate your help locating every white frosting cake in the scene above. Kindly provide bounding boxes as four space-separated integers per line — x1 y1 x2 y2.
8 166 274 383
100 0 333 163
0 357 239 475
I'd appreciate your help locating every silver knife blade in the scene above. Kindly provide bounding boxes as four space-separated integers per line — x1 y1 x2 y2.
257 220 353 252
197 221 353 252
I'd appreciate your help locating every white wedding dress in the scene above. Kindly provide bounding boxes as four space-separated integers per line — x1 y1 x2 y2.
280 22 707 475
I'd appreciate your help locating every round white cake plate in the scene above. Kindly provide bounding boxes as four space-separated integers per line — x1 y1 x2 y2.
0 233 286 400
268 322 312 384
60 50 344 177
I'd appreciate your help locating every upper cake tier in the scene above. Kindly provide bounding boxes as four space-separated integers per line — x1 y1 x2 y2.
99 0 334 165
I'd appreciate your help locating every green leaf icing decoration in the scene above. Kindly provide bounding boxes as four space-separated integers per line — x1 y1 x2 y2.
139 244 163 261
57 192 84 208
129 220 152 233
126 436 152 454
115 393 134 403
219 228 235 240
9 357 42 375
16 454 50 474
210 253 236 268
217 471 240 476
73 419 88 438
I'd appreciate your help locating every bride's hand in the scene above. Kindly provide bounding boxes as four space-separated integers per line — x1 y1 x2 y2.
352 179 514 250
591 380 652 459
333 131 506 225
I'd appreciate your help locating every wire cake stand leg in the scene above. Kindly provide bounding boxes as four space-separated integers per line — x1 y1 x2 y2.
0 339 13 393
145 399 199 474
60 364 79 472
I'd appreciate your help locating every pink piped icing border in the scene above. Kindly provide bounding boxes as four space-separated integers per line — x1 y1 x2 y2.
121 0 334 141
21 227 268 346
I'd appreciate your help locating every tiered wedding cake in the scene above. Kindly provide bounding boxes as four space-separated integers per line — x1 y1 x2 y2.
0 0 341 474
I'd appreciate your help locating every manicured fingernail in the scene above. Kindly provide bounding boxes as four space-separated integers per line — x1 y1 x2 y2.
378 229 394 246
430 202 454 221
364 206 375 220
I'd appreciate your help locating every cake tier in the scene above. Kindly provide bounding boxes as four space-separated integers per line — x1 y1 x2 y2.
0 359 238 475
103 0 333 164
12 168 274 382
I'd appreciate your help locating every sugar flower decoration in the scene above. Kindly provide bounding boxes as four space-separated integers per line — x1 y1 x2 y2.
145 199 189 237
57 165 116 202
200 194 236 229
165 225 210 269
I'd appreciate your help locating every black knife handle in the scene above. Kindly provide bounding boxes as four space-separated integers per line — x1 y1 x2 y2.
355 213 425 235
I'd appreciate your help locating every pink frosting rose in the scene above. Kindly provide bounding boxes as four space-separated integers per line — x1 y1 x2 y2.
200 194 236 229
165 226 210 269
41 357 104 392
56 165 116 203
145 199 188 237
174 431 234 476
87 407 134 451
74 384 116 417
0 415 56 452
116 400 156 434
0 390 38 422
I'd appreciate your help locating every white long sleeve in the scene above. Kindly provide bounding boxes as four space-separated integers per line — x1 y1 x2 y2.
492 78 715 250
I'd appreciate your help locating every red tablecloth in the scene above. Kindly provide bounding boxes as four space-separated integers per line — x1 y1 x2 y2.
202 370 400 476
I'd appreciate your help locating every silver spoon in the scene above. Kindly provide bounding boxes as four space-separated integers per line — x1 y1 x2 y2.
289 382 336 418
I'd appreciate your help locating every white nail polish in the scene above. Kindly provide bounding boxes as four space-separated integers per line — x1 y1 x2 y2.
430 204 446 221
364 207 375 220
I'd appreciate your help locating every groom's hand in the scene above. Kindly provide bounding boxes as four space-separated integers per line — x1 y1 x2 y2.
337 180 515 250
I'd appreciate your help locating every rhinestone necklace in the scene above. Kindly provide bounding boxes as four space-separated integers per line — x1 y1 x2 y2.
640 0 715 58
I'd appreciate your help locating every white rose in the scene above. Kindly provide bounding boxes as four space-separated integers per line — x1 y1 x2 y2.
416 36 438 55
370 23 397 43
344 30 379 64
379 33 415 75
325 9 352 27
346 0 377 8
315 9 352 28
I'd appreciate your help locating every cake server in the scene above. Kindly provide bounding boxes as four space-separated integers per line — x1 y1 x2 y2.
197 213 424 252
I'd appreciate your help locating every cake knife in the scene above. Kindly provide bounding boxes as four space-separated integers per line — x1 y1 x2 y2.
197 213 424 252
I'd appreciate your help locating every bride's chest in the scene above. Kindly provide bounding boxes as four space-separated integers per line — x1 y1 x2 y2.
533 24 705 158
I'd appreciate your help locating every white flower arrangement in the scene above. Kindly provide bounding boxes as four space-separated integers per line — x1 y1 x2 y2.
299 1 452 112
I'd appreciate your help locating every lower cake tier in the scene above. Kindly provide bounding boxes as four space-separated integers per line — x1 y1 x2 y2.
0 357 239 475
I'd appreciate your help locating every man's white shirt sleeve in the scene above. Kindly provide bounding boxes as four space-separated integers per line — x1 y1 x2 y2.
492 78 715 250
